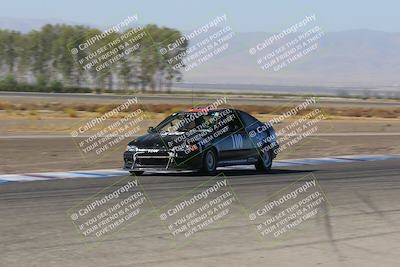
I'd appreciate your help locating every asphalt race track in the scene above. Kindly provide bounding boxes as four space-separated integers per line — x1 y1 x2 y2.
1 160 400 267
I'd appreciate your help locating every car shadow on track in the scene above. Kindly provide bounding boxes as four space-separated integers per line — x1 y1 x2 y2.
140 168 314 177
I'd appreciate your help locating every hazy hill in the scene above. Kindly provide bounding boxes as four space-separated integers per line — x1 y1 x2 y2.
1 17 399 90
182 29 400 88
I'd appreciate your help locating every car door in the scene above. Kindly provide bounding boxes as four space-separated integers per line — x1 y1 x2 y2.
215 110 254 162
238 111 265 158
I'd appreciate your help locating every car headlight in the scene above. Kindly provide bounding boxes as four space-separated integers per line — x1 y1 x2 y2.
183 144 199 153
173 144 199 153
126 145 137 152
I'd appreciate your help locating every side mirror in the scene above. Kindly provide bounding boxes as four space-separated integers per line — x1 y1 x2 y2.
148 126 155 133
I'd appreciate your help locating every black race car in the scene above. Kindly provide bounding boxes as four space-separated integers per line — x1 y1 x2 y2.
123 108 278 175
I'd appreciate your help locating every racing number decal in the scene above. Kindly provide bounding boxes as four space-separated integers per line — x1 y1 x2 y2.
231 134 243 149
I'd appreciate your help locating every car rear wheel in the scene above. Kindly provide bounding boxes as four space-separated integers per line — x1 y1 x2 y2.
255 150 272 172
129 171 144 176
202 149 217 174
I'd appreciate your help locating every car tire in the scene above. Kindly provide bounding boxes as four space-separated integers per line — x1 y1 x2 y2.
129 171 144 176
255 149 272 172
202 149 217 174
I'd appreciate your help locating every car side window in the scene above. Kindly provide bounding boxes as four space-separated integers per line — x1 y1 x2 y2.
239 111 260 129
226 112 243 133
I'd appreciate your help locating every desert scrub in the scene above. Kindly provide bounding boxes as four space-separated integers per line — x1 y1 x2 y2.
64 108 78 118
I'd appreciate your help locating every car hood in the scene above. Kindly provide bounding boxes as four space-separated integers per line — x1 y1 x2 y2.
128 132 188 149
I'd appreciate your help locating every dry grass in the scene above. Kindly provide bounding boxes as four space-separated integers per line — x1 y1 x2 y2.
0 101 399 119
28 110 38 116
63 108 78 118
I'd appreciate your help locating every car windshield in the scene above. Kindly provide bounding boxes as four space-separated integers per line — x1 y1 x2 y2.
155 112 217 133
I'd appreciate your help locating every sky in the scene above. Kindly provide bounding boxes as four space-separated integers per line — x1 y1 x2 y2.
0 0 398 32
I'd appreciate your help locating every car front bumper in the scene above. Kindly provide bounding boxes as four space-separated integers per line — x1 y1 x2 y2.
123 149 202 171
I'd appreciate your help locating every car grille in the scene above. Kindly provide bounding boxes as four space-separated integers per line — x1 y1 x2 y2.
136 158 169 166
124 149 174 169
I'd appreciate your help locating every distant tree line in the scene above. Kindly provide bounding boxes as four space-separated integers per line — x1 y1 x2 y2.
0 24 187 93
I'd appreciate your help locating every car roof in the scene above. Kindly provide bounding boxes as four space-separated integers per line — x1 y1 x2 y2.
182 108 239 114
